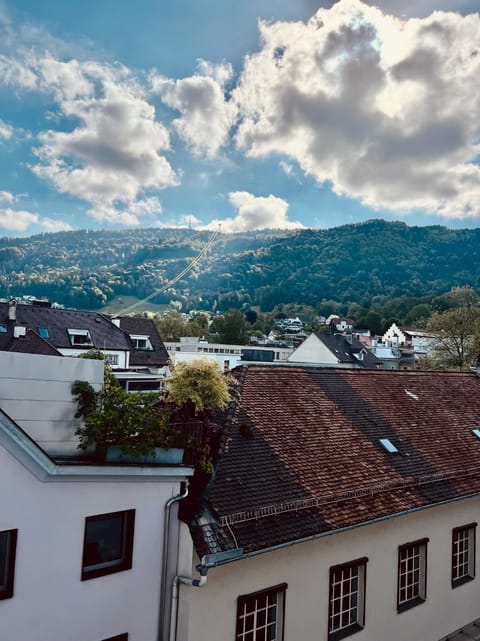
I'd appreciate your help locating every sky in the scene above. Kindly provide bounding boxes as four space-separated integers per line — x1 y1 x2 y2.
0 0 479 237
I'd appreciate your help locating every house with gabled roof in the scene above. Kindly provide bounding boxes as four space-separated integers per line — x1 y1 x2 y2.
174 365 480 641
0 299 170 392
288 332 381 368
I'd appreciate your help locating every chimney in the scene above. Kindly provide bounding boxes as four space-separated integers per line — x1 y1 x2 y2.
8 298 17 322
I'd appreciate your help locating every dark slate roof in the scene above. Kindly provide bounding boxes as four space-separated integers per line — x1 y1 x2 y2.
189 366 480 559
115 316 169 367
317 333 381 368
7 329 62 356
0 302 131 352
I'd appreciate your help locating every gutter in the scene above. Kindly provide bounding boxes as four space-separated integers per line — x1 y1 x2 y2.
159 481 189 641
202 491 480 568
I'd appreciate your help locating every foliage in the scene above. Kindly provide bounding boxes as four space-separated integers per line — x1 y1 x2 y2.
72 378 170 458
165 359 231 415
425 292 480 370
4 222 480 317
210 309 246 344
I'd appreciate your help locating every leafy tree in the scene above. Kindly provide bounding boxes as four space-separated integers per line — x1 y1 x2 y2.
210 309 246 344
156 311 185 341
244 309 258 324
165 359 231 416
425 298 480 370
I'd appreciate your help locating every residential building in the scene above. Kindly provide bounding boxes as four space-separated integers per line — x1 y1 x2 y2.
0 355 193 641
0 299 169 391
288 332 381 368
382 323 435 367
177 366 480 641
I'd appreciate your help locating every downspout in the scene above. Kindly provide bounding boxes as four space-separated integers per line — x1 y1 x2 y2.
170 566 209 641
159 481 189 641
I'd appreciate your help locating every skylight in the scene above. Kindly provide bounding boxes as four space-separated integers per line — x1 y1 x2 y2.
472 429 480 440
379 438 399 453
0 324 6 333
37 327 49 339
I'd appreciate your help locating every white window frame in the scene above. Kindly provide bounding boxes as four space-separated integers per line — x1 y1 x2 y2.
104 353 119 366
328 558 367 641
452 523 476 587
397 538 428 612
130 335 153 351
236 583 286 641
67 328 93 347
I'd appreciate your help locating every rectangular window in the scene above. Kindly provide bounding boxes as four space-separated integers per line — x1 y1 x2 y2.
81 510 135 581
0 529 17 600
452 523 476 587
68 329 93 347
0 324 7 333
397 539 428 612
236 583 286 641
328 558 367 641
37 327 50 339
104 353 119 366
131 336 153 351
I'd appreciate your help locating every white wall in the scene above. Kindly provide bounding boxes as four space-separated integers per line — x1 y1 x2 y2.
288 333 339 365
185 497 480 641
0 352 103 455
0 442 182 641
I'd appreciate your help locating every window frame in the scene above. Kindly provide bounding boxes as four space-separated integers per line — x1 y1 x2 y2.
235 582 287 641
81 509 135 581
452 523 477 588
67 328 93 347
0 528 18 600
328 557 368 641
397 538 428 613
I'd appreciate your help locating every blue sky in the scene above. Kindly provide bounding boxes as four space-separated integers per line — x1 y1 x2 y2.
0 0 479 236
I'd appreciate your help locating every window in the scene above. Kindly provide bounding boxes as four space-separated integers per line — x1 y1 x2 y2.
81 510 135 581
104 353 119 366
130 335 153 351
68 329 93 347
452 523 476 587
0 529 17 600
397 538 428 612
37 327 50 339
328 558 367 641
0 324 7 333
236 583 286 641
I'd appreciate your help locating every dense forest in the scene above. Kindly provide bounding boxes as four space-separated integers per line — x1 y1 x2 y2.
1 220 480 323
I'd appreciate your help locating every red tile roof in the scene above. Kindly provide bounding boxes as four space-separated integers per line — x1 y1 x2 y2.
190 366 480 558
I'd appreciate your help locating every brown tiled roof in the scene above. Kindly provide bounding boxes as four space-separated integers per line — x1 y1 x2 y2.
115 316 169 367
189 366 480 558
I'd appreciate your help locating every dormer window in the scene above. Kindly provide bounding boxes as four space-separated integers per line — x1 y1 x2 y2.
68 329 93 347
130 335 153 351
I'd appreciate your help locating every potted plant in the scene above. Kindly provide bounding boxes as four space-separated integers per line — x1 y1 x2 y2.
71 378 184 463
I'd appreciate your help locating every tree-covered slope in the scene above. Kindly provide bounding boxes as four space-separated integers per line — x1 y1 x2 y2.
1 221 479 311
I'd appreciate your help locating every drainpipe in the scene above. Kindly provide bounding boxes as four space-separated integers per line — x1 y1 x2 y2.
169 566 209 641
159 481 189 641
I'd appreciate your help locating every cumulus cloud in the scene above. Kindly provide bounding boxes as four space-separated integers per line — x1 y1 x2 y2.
39 217 73 232
0 190 16 203
152 61 237 157
205 191 304 232
0 208 38 231
0 46 177 225
0 118 12 140
234 0 480 218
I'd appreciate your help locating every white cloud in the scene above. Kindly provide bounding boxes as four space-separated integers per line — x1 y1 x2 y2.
0 118 12 140
204 191 304 232
152 61 237 157
0 190 15 203
234 0 480 218
39 217 73 232
0 208 38 231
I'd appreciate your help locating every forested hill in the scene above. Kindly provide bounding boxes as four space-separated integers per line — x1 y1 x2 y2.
1 220 480 312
